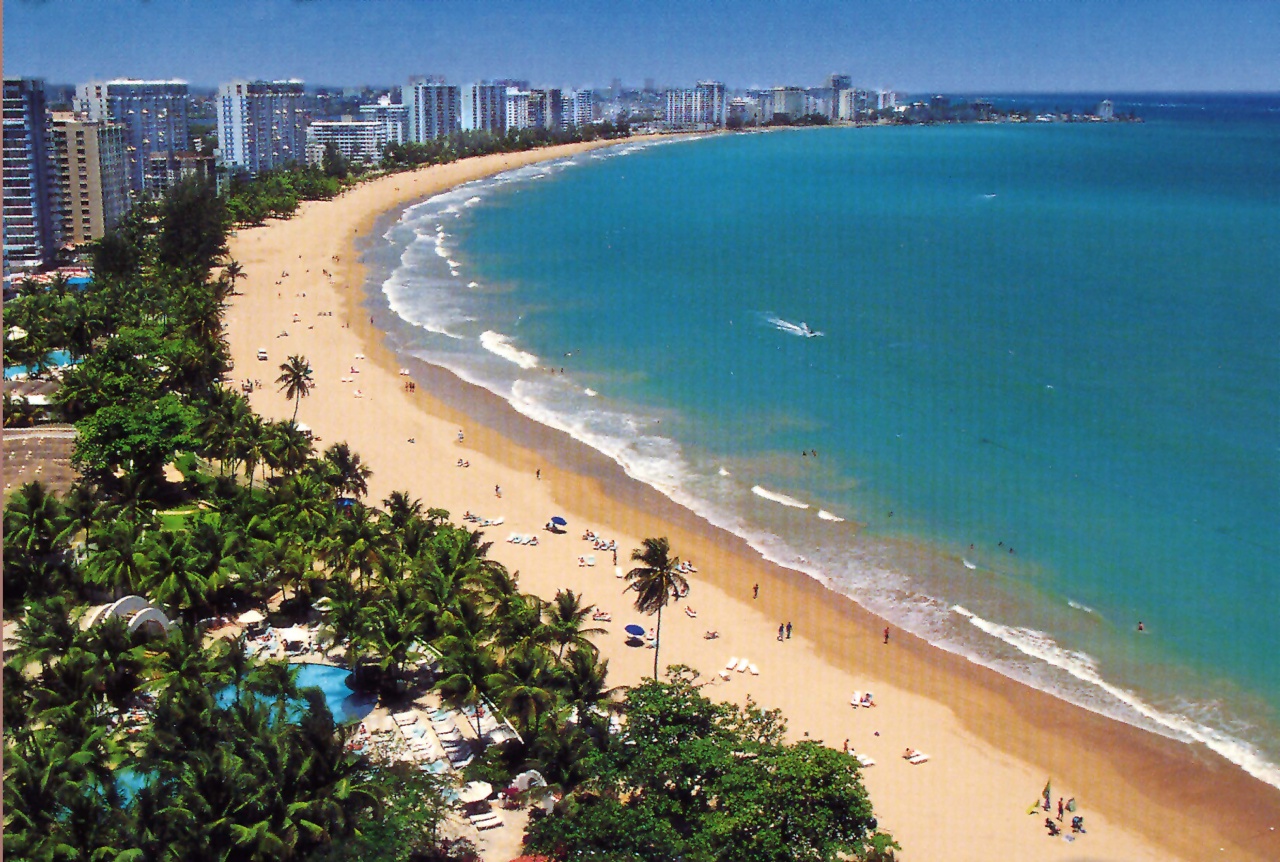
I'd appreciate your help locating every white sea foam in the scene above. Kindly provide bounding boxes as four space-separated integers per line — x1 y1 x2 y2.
751 485 810 509
949 605 1280 788
446 259 459 269
817 509 845 522
1067 600 1095 614
583 388 598 397
717 467 731 477
963 559 977 570
434 245 449 258
465 196 482 206
479 331 539 369
467 281 479 289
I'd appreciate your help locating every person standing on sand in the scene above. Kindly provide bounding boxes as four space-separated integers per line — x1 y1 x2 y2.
753 583 759 599
785 622 792 639
883 627 890 645
1058 798 1064 821
495 485 502 498
778 624 785 642
536 469 541 480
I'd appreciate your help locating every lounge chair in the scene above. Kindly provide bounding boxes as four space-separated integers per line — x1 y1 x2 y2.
908 752 930 765
615 566 624 578
735 658 750 673
471 812 503 830
586 555 596 566
748 664 759 675
726 656 739 670
490 517 503 525
851 691 863 707
392 711 417 726
718 670 732 681
855 753 876 767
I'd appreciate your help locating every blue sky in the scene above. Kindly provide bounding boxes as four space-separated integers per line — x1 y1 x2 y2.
6 0 1278 92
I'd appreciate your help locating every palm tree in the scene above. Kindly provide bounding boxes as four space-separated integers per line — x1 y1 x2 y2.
322 441 371 499
547 589 606 660
83 518 151 599
489 646 558 737
624 536 689 679
558 648 623 729
275 354 313 421
270 421 313 476
223 259 245 295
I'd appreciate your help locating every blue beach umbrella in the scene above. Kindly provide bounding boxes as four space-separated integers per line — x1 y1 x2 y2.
624 624 646 637
550 516 567 526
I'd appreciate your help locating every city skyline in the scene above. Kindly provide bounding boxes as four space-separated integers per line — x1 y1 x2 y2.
6 0 1279 93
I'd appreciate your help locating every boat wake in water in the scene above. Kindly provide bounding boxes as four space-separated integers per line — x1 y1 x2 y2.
765 315 823 338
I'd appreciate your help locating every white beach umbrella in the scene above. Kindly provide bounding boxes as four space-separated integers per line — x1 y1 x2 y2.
458 781 493 804
237 609 266 625
6 326 27 342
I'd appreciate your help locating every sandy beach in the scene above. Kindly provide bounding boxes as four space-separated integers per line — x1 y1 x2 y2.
223 138 1280 861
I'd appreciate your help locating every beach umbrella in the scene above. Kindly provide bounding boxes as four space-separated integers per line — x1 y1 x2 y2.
624 624 646 637
550 516 567 526
6 326 27 342
237 609 266 625
458 781 493 804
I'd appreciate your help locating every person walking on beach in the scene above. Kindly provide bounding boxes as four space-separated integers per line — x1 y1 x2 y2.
1057 798 1065 821
536 469 541 480
495 485 502 498
883 627 890 645
785 622 792 639
778 624 785 642
753 583 759 599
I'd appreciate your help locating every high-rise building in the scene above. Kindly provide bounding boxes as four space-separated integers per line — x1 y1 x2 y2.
78 79 190 196
770 86 806 121
215 79 307 176
461 84 506 134
525 88 564 131
306 119 385 166
359 96 409 146
505 88 531 131
665 81 727 129
572 89 594 127
828 73 853 92
405 81 460 142
3 78 57 272
48 113 131 247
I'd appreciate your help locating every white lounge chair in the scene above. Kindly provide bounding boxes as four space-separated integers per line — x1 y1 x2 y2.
586 555 596 566
735 658 750 673
718 670 732 681
856 753 876 767
392 711 417 726
471 812 503 830
851 691 863 707
748 664 759 676
490 517 504 525
615 566 624 578
908 752 930 765
726 656 739 670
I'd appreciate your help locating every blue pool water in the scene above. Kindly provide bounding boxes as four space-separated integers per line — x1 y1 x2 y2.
369 94 1280 788
4 349 73 379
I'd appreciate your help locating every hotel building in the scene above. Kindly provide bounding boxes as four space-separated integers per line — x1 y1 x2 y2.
48 113 131 246
215 79 307 176
3 78 57 271
461 83 507 134
77 79 190 196
359 97 409 147
306 119 384 166
505 88 532 131
405 81 461 142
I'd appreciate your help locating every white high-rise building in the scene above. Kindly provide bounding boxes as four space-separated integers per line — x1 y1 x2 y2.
572 89 594 127
404 81 460 142
216 79 307 176
665 81 727 129
460 83 506 134
505 88 531 131
306 119 384 166
359 96 409 147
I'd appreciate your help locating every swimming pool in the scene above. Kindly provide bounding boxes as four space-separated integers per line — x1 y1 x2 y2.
4 349 74 379
292 662 377 725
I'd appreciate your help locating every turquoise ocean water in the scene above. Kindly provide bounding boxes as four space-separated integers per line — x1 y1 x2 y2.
371 95 1280 786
